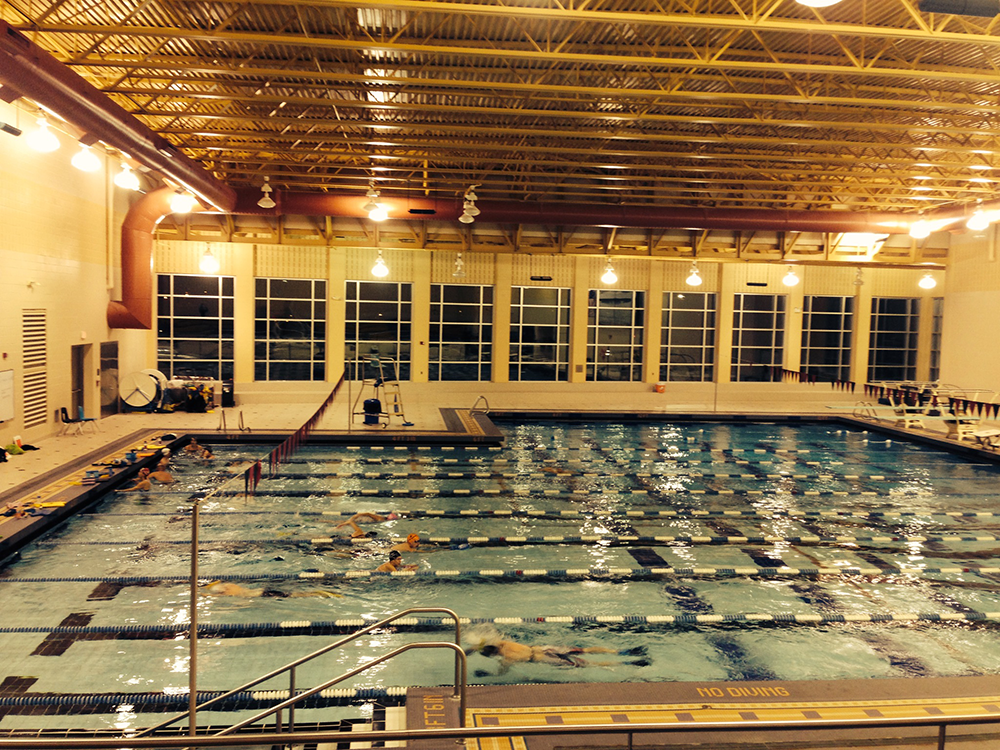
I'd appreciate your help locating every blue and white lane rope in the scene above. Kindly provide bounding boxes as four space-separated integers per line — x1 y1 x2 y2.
94 508 1000 520
2 564 998 584
2 610 999 639
0 687 404 710
198 487 999 499
42 533 1000 547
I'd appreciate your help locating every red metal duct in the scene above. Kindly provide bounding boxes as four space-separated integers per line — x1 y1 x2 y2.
107 187 174 329
0 21 236 213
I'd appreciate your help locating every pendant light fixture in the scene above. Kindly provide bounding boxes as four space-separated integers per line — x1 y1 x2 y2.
686 261 703 287
257 176 276 209
601 260 618 285
26 115 59 153
782 266 800 287
71 144 101 172
372 249 389 277
114 162 140 191
200 244 220 274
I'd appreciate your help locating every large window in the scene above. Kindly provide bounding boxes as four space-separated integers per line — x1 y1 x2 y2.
510 286 570 381
801 295 853 382
586 290 644 381
255 278 326 381
869 297 920 383
430 284 493 381
157 274 234 380
345 280 411 380
731 293 785 382
660 292 716 382
930 297 943 383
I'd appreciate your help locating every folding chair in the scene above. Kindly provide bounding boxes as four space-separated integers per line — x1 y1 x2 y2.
60 407 83 435
78 405 99 432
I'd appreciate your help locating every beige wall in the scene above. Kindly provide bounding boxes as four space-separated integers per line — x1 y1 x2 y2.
940 230 1000 394
0 101 135 445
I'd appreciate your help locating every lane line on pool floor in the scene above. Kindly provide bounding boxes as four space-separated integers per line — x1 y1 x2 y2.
5 609 1000 639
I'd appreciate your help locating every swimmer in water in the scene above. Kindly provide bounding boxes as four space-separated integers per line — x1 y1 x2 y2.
464 626 649 675
332 511 399 539
375 550 418 573
388 533 421 553
199 580 342 598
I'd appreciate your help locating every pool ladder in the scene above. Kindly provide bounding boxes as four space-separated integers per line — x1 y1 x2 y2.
135 607 467 737
470 395 490 415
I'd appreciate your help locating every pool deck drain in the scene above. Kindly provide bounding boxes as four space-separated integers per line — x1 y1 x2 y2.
408 676 1000 749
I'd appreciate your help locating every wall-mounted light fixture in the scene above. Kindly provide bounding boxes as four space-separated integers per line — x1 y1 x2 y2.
601 260 618 285
453 252 466 278
918 273 937 290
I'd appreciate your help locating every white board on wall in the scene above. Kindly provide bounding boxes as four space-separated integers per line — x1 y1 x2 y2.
0 370 13 423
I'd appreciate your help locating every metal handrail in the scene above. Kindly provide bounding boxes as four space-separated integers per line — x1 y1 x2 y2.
1 709 998 749
215 642 466 736
471 395 490 415
136 607 463 737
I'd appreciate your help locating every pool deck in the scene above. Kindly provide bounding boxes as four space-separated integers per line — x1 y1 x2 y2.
410 675 1000 749
3 380 1000 746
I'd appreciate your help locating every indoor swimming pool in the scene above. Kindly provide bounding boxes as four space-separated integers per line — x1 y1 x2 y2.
3 419 1000 730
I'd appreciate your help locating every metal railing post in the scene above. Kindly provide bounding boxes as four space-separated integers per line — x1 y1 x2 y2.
188 502 199 738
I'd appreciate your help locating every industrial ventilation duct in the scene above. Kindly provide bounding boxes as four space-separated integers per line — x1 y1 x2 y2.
919 0 998 15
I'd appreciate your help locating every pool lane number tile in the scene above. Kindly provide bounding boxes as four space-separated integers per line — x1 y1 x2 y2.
465 694 1000 750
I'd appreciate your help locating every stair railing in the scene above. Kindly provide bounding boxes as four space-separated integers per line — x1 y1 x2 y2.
135 607 464 737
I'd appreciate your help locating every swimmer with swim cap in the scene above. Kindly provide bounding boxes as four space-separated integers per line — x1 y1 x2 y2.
389 533 421 553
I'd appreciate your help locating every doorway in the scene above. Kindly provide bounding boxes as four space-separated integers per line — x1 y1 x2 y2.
70 344 89 417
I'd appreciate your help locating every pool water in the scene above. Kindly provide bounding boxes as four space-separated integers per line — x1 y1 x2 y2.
3 420 1000 730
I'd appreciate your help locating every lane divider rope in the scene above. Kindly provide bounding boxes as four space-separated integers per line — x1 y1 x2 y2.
39 533 1000 547
2 565 997 584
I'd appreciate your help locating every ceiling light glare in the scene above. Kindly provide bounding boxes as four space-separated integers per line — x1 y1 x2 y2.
199 245 220 274
71 144 101 172
796 0 842 6
918 274 937 290
686 262 703 287
453 252 466 278
371 250 389 278
967 210 991 231
601 261 618 285
909 220 931 240
369 204 389 222
26 116 60 153
170 190 196 214
257 176 276 209
114 162 141 191
782 266 800 287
